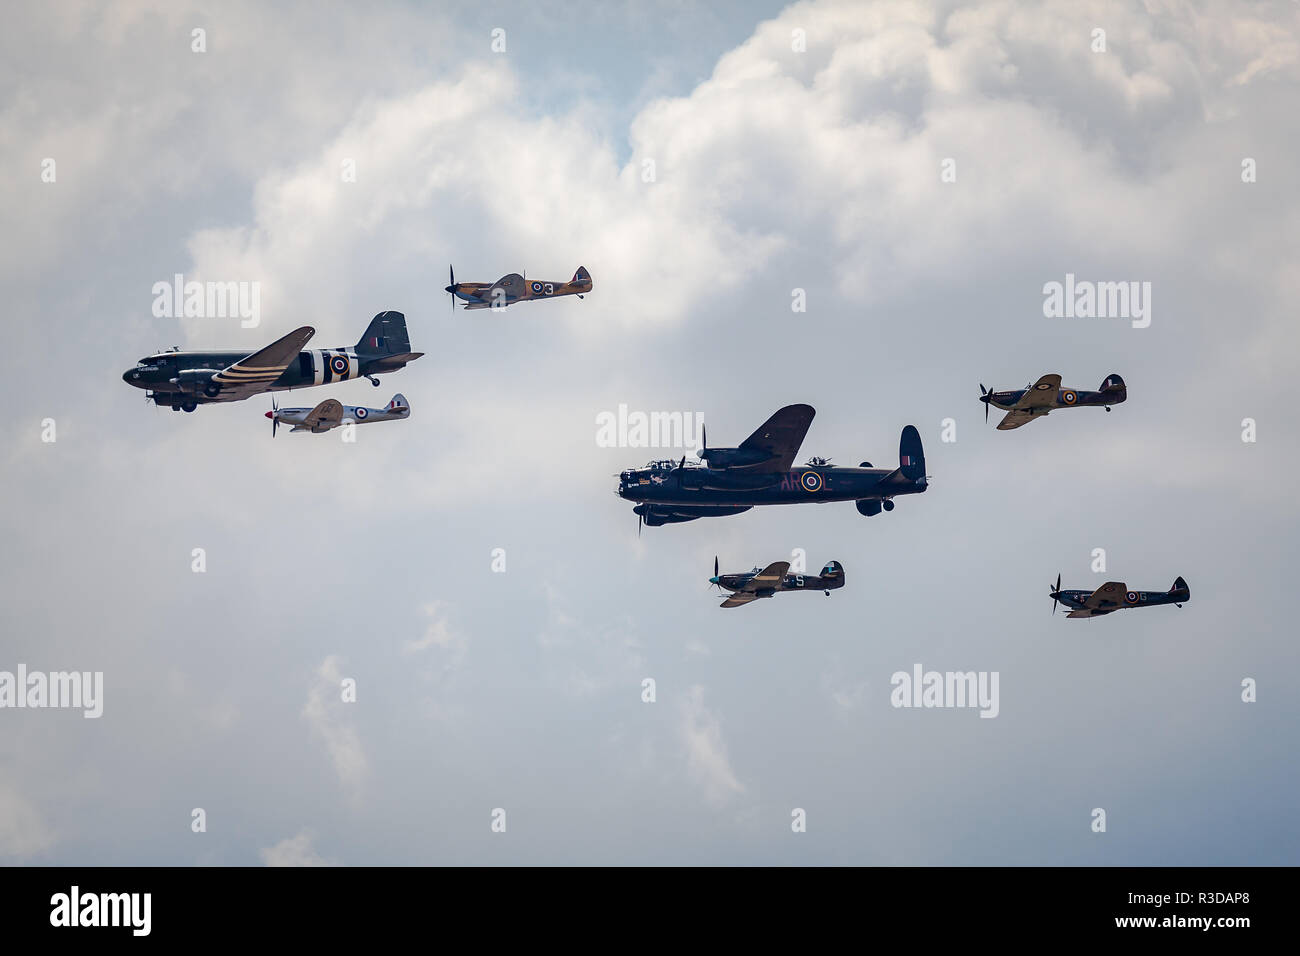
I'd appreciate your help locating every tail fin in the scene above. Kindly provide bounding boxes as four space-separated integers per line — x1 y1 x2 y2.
899 425 925 481
572 265 592 288
1100 373 1126 393
820 560 843 579
1170 575 1189 602
387 393 410 414
357 311 412 356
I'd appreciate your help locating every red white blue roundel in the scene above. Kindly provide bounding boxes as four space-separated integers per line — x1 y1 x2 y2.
801 471 823 492
530 281 542 294
330 355 349 375
1062 390 1078 404
354 406 368 419
1035 382 1052 390
1126 590 1138 603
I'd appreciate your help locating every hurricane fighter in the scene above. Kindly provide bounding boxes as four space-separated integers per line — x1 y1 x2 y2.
979 373 1126 430
122 312 421 413
1049 573 1189 619
709 556 844 608
618 404 928 530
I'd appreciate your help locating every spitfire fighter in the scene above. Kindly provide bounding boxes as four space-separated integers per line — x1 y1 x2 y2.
618 404 928 530
979 374 1126 430
267 394 410 435
444 265 591 310
122 312 422 413
709 556 844 608
1048 573 1189 619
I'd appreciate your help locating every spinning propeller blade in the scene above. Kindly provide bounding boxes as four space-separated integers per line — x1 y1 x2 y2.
1050 572 1061 615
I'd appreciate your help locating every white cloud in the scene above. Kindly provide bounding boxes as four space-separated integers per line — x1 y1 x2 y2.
680 685 745 807
260 829 337 867
302 656 367 796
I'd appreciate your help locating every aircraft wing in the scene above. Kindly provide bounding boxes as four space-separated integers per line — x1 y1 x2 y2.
996 409 1040 430
1015 374 1062 409
212 326 315 396
720 592 760 608
303 399 344 430
1084 582 1128 610
738 404 816 472
744 561 791 590
1067 608 1111 618
494 273 527 301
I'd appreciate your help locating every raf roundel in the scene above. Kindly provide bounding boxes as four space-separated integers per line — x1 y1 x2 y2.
1062 390 1078 405
354 406 368 420
1126 590 1139 603
330 355 349 375
801 471 823 493
530 281 542 294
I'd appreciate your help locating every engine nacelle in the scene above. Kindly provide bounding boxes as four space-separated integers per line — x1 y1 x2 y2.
856 498 882 517
173 368 219 394
699 447 773 470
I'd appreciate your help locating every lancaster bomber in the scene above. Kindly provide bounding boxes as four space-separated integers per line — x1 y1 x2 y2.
122 311 421 412
444 264 591 310
618 404 928 530
1049 573 1189 618
709 556 844 608
979 373 1126 430
267 394 410 435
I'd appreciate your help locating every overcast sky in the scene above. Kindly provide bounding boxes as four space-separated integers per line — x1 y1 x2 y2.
2 0 1298 865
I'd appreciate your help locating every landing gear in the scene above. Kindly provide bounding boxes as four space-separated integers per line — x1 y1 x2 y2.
1105 406 1112 412
882 499 895 512
824 590 830 596
203 382 221 397
181 400 197 413
365 374 380 387
170 403 180 411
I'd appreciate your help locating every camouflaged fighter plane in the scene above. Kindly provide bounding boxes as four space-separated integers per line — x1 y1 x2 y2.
1049 573 1190 619
709 556 845 608
978 373 1126 430
618 404 928 531
266 393 409 435
443 264 591 310
122 312 422 412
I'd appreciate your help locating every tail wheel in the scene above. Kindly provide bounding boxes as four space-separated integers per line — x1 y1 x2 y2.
882 499 895 512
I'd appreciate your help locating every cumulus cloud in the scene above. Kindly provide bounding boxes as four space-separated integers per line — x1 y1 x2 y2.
302 656 367 795
680 686 745 806
260 829 337 867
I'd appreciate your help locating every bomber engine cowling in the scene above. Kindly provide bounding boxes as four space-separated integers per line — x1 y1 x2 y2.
173 368 220 395
856 498 882 517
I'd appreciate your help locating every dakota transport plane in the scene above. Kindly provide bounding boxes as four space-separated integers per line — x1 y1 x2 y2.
122 311 422 412
618 403 928 530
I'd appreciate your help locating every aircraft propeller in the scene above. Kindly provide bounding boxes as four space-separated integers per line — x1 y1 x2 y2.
979 384 990 424
638 512 643 538
709 555 721 591
445 264 456 311
270 395 279 437
1050 572 1061 615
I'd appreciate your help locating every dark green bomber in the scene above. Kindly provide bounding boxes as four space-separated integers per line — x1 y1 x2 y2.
617 404 928 530
122 311 422 412
709 556 845 608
